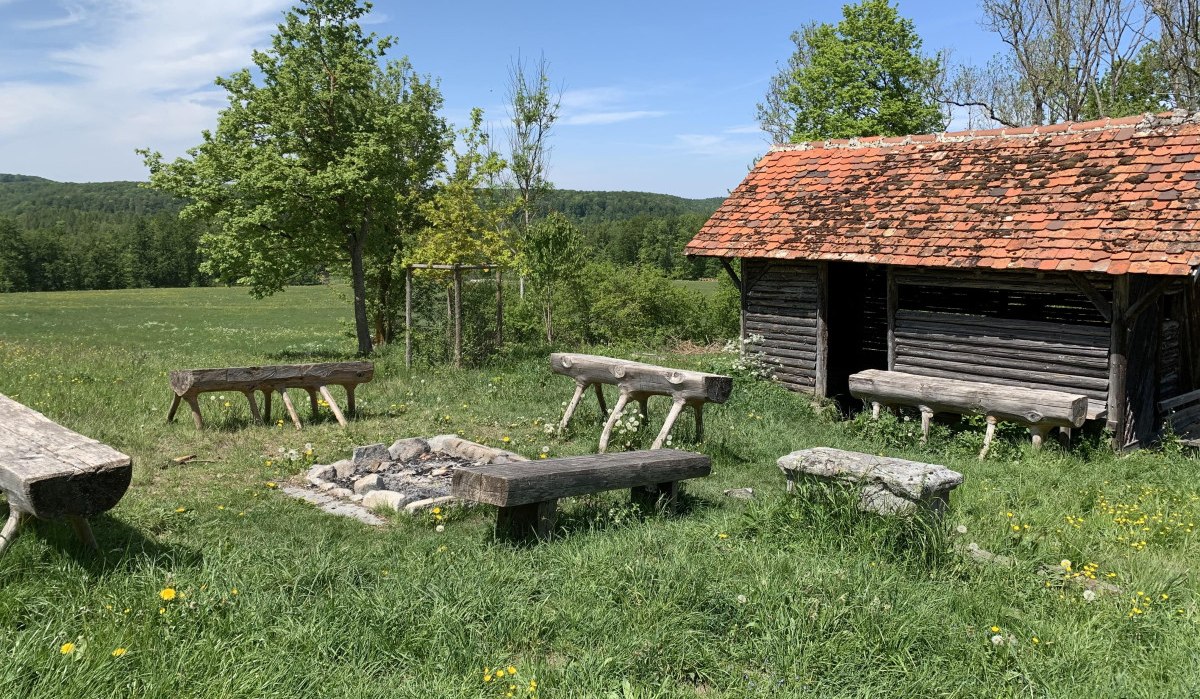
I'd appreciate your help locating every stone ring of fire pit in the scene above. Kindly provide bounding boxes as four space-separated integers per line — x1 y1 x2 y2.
303 434 527 514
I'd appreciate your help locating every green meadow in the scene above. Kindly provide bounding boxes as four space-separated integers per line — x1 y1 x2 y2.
0 286 1198 697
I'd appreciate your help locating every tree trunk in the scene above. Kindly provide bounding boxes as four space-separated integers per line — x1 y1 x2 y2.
349 232 373 357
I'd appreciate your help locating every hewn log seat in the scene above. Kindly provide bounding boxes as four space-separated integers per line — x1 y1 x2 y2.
0 394 132 556
451 449 711 540
168 361 374 430
778 447 963 517
848 369 1089 458
1159 388 1200 446
550 353 732 452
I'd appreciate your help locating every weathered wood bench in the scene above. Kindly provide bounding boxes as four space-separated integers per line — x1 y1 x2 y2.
1159 388 1200 446
168 361 374 430
849 369 1088 458
0 394 132 556
778 447 963 518
451 449 711 540
550 353 732 452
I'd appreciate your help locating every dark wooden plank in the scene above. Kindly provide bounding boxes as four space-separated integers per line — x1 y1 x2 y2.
1159 387 1200 413
452 450 710 507
896 336 1110 370
1108 275 1130 441
896 310 1109 343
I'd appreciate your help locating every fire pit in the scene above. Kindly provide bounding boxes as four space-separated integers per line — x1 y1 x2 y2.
301 434 526 515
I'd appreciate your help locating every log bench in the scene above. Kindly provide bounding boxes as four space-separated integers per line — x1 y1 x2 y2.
1159 388 1200 446
451 449 711 540
0 394 132 556
849 369 1089 458
550 353 732 452
168 361 374 430
777 448 963 518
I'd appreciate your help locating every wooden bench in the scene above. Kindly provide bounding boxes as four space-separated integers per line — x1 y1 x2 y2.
168 361 374 430
849 369 1088 458
778 447 963 518
1159 388 1200 445
0 394 132 556
451 449 711 540
550 353 732 452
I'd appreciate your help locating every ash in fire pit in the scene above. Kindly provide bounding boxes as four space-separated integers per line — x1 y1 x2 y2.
304 434 527 513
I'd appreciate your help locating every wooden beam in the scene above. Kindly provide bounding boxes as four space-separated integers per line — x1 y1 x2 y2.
1067 272 1112 323
495 268 504 348
404 265 413 370
718 258 741 291
814 261 830 399
1124 276 1176 324
886 266 897 370
1108 275 1130 443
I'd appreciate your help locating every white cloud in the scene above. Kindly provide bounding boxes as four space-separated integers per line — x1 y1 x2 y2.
558 86 665 127
15 5 86 30
0 0 291 181
671 132 764 159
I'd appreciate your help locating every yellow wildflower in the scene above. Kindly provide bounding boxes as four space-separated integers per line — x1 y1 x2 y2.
507 665 517 674
111 648 127 657
159 588 177 601
59 642 76 655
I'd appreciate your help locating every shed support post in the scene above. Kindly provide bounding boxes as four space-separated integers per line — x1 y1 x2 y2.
815 261 830 399
886 266 897 370
1108 275 1130 448
404 265 413 370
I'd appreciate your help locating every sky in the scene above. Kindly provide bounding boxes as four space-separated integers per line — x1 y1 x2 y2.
0 0 1006 198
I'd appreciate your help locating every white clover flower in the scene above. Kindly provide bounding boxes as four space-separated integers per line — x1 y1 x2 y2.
990 634 1005 646
1082 589 1097 602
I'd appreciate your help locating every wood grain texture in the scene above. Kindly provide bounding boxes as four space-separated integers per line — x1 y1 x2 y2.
848 369 1088 428
549 354 732 403
170 362 374 395
452 449 711 507
0 394 131 519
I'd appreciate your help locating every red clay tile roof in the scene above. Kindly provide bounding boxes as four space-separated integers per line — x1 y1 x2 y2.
686 112 1200 276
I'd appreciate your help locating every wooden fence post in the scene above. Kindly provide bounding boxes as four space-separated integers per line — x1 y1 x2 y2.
495 268 504 349
453 265 463 369
404 265 413 370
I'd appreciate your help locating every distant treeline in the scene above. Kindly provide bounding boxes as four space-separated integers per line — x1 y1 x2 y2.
0 174 725 292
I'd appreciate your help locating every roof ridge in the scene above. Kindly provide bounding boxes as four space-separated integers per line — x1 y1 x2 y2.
770 109 1200 153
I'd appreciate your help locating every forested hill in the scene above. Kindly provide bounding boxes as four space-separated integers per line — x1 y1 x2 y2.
0 175 726 292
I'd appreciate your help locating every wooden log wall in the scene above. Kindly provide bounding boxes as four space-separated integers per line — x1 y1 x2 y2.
741 260 819 392
891 269 1110 418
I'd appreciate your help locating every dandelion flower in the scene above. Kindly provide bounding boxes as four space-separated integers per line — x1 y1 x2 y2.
1060 559 1072 571
502 436 511 443
159 588 177 601
990 634 1005 646
111 648 127 657
435 524 445 533
432 507 442 515
717 532 729 540
231 588 238 596
507 665 517 675
174 507 186 513
1083 590 1097 602
265 481 277 489
990 625 1000 633
59 642 76 655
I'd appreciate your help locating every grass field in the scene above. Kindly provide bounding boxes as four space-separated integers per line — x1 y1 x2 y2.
1 286 1199 697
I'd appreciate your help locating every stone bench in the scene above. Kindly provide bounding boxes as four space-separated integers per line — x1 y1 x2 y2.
848 369 1088 458
168 361 374 430
0 394 133 556
777 447 962 518
550 353 732 452
452 449 711 540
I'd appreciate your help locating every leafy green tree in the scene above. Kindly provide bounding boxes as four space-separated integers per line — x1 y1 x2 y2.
0 218 28 292
140 0 449 355
757 0 945 141
1083 42 1170 119
524 212 584 342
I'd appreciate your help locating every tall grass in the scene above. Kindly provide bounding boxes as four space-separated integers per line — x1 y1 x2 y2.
0 286 1197 697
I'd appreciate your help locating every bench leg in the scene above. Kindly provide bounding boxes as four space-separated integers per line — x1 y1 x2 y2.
979 415 998 460
184 394 204 429
0 509 24 557
632 481 680 512
559 382 588 430
871 401 881 420
262 389 273 422
694 402 704 443
651 399 686 449
68 516 98 551
919 406 933 444
279 389 303 430
306 388 320 417
319 385 348 427
496 499 558 541
598 394 629 453
345 385 357 416
638 397 650 422
243 390 263 425
593 383 608 423
1030 425 1052 451
167 393 182 423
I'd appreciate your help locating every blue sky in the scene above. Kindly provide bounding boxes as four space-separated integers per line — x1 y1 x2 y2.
0 0 1004 198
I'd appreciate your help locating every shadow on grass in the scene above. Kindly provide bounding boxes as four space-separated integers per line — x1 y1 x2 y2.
264 347 360 362
5 505 204 576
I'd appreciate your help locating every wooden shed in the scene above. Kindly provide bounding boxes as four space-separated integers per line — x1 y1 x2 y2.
685 112 1200 448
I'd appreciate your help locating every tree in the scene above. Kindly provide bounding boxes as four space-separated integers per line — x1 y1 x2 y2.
524 212 584 342
140 0 449 355
507 55 560 233
1147 0 1200 110
949 0 1151 126
0 218 28 292
1083 41 1170 118
757 0 946 142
